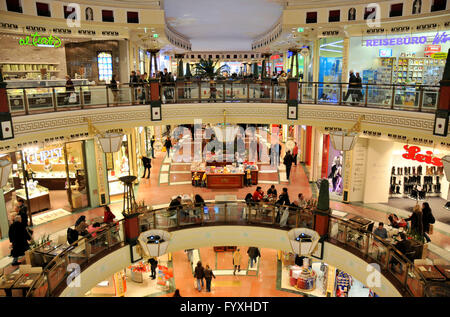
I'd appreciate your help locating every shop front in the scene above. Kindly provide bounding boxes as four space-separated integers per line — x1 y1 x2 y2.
349 30 449 86
0 141 91 229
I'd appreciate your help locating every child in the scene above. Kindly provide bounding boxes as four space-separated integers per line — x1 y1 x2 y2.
201 172 207 187
192 172 200 187
246 169 252 186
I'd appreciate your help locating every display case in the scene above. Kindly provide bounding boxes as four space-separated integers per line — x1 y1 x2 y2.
16 184 51 214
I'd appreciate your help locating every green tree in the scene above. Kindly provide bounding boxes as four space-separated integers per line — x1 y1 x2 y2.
194 58 226 79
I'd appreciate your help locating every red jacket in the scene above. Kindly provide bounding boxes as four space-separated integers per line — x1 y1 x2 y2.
293 145 298 156
104 210 116 223
252 191 263 202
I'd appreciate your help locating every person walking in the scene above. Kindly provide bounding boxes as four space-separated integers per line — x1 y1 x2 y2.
150 135 156 158
247 247 261 268
164 136 172 158
141 155 152 178
204 264 216 292
148 257 158 280
405 204 423 237
355 72 363 103
109 74 119 106
194 261 205 291
232 248 242 275
343 70 357 104
283 150 294 180
9 215 32 266
292 142 299 166
421 202 435 243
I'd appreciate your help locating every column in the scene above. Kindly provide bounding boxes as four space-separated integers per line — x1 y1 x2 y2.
93 139 110 206
342 138 369 203
312 39 320 82
85 139 100 208
311 128 323 181
305 126 313 166
321 134 330 178
0 190 9 239
342 38 350 84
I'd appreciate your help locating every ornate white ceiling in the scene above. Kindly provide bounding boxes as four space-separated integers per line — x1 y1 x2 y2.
164 0 283 51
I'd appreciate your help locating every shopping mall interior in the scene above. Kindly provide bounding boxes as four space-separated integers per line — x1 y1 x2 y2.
0 0 449 302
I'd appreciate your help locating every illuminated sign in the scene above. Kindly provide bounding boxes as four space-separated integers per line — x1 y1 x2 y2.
19 32 62 48
432 32 450 45
431 52 448 59
26 148 63 164
402 145 443 167
153 33 159 38
366 35 427 46
297 28 304 33
424 45 441 56
379 48 392 57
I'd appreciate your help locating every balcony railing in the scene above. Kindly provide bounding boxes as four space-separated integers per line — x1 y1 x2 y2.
23 201 431 298
5 81 440 117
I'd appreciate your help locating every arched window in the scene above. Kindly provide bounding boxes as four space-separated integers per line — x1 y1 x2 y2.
97 52 113 81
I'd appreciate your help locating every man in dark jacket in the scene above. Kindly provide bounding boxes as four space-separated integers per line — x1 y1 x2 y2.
148 257 158 279
17 199 28 227
141 156 152 179
247 247 261 268
164 136 172 158
9 215 32 265
355 72 363 103
343 70 357 103
283 150 295 180
150 135 156 158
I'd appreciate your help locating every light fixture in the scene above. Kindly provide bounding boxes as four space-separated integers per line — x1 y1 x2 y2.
329 116 365 151
84 118 123 153
0 159 12 188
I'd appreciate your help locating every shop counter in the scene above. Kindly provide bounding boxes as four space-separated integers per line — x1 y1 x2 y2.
207 173 244 189
16 191 51 214
13 176 76 190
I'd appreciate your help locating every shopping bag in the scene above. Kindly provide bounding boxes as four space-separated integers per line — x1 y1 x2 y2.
162 146 167 152
68 93 77 103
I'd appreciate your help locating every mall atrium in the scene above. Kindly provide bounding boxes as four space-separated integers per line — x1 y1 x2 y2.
0 0 449 302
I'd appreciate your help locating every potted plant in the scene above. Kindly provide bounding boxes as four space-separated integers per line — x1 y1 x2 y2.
313 179 331 236
194 58 226 80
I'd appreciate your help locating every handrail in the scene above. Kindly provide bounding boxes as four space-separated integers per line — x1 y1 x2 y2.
23 200 436 297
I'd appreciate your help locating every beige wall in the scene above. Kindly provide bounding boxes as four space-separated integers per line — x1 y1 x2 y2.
363 139 395 204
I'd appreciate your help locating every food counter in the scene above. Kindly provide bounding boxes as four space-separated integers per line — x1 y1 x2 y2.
191 162 259 188
16 185 51 214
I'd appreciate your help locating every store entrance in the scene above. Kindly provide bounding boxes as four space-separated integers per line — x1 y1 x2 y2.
3 141 90 226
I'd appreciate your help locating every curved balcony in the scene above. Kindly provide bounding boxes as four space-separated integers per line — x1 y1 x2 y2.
23 201 434 297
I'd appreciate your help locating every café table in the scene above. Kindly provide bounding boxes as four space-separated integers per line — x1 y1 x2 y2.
0 270 22 297
434 265 450 280
11 273 41 297
416 265 447 281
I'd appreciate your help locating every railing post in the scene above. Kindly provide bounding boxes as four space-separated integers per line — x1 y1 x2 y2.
296 210 299 228
177 209 181 228
339 84 343 105
364 84 368 107
131 86 136 105
247 83 250 102
391 85 395 109
364 234 370 256
106 229 112 248
418 86 423 112
223 83 226 102
198 82 202 103
201 207 204 224
85 241 92 261
299 82 303 104
230 83 233 102
271 84 274 103
80 87 84 109
45 271 51 297
153 211 156 229
106 85 110 107
314 83 318 104
272 206 276 225
174 83 178 103
52 88 57 112
224 203 227 223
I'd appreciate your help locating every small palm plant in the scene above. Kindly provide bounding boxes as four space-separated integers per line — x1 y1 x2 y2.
194 58 226 79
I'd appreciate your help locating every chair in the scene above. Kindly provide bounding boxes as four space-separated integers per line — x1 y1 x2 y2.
367 222 374 233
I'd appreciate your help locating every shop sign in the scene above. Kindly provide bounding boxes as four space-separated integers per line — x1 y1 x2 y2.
366 35 427 46
425 45 441 56
0 22 18 30
402 145 443 167
19 32 62 48
432 32 450 45
26 148 63 164
431 52 448 59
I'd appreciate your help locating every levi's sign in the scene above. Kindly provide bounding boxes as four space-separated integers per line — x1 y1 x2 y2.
19 32 62 48
402 145 443 167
